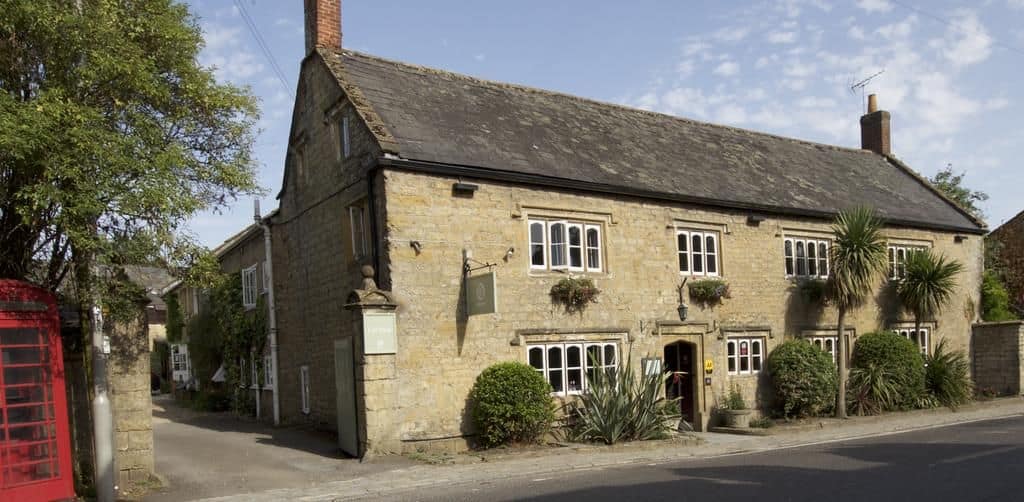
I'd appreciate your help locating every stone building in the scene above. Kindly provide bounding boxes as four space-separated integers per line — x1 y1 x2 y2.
988 210 1024 312
163 215 278 423
246 1 989 456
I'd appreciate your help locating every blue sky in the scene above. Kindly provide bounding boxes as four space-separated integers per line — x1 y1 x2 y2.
186 0 1024 247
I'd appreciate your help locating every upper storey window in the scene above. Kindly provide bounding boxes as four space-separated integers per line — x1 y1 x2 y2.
529 219 602 273
677 230 719 276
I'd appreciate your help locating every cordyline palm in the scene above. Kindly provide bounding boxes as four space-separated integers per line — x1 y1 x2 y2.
898 250 964 346
827 207 889 419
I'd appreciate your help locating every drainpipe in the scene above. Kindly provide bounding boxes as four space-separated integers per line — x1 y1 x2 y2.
255 201 281 425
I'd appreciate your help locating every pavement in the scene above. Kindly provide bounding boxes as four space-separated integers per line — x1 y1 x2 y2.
143 394 417 502
170 396 1024 502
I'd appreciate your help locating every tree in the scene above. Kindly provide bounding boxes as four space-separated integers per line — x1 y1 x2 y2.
928 165 988 221
827 207 889 419
898 249 965 342
0 0 259 301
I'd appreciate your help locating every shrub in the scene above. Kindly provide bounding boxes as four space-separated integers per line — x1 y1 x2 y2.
469 362 555 447
925 339 973 409
190 390 232 412
981 271 1017 321
722 385 746 410
566 354 679 444
847 363 903 416
766 340 837 418
850 331 926 410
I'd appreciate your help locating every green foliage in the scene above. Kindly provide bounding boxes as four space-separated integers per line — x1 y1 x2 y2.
847 363 904 416
165 292 184 343
550 277 600 313
927 165 988 220
827 207 889 311
566 354 679 444
0 0 259 324
766 340 837 418
898 249 964 327
722 385 747 410
850 331 926 409
469 362 556 447
925 339 973 409
749 417 774 428
981 270 1017 321
190 389 232 412
688 278 731 306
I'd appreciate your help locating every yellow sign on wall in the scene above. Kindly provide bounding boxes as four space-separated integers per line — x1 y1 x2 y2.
704 359 714 374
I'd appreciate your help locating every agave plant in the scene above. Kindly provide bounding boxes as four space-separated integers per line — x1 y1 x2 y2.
828 207 889 418
925 339 973 410
847 363 904 416
898 250 965 346
565 351 680 445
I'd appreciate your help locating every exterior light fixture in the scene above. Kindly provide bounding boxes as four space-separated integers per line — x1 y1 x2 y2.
747 214 766 226
452 182 479 196
954 235 967 243
676 278 689 321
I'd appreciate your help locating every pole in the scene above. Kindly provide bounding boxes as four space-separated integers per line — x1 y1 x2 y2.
91 304 115 501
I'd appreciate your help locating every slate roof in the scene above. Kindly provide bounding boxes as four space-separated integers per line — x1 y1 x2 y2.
317 49 984 233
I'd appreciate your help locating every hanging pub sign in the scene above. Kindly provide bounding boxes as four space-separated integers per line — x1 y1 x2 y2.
466 271 497 316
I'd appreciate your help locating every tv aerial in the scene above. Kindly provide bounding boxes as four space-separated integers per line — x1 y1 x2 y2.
849 69 885 112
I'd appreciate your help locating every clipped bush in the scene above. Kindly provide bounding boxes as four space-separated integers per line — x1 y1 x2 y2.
469 362 555 447
566 354 679 444
981 271 1017 321
766 340 837 418
850 331 926 410
926 339 973 409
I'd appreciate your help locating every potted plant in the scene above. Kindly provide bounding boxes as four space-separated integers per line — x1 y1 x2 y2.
720 385 753 428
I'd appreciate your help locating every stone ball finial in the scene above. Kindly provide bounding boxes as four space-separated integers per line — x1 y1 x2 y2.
361 265 377 290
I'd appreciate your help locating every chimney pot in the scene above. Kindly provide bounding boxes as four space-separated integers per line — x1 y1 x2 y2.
860 94 891 156
304 0 342 54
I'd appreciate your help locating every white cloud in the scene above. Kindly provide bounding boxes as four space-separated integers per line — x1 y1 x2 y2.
676 59 696 78
876 15 917 40
932 10 992 68
1008 0 1024 9
713 61 740 77
848 25 866 40
755 54 779 69
716 103 748 124
797 97 838 108
474 53 486 62
713 27 750 42
767 31 798 44
784 61 816 78
856 0 893 13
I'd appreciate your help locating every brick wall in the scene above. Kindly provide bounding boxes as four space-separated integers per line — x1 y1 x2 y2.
989 212 1024 311
972 321 1024 396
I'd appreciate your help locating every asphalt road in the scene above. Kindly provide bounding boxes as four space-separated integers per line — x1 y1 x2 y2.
392 415 1024 502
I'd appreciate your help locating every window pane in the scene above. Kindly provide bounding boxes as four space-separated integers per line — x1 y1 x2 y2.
752 355 762 371
889 247 896 278
678 233 689 273
567 346 581 367
728 355 736 373
586 345 601 367
550 223 566 267
796 241 806 276
727 341 735 356
604 345 616 366
752 340 761 356
567 369 583 392
548 370 564 393
807 242 817 276
897 248 906 278
530 222 545 267
547 346 562 368
528 347 544 370
818 243 828 276
586 227 601 270
568 225 583 268
784 240 794 275
740 355 749 372
705 236 717 274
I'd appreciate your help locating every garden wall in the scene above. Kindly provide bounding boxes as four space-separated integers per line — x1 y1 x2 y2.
972 321 1024 396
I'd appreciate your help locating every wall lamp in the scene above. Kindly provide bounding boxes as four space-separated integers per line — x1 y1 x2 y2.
452 182 479 197
747 214 766 226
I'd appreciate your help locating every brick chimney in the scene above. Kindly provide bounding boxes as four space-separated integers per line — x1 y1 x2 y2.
304 0 341 54
860 94 891 156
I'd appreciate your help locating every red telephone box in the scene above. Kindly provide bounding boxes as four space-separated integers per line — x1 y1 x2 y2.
0 280 75 501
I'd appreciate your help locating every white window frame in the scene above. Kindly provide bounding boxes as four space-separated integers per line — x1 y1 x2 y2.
888 245 926 280
676 229 720 277
528 219 603 273
527 342 618 396
241 265 258 309
893 327 930 355
726 337 764 375
300 365 311 415
349 205 368 260
341 116 351 159
784 237 829 279
263 355 274 389
807 335 838 364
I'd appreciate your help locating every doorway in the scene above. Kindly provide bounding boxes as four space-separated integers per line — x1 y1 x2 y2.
664 342 696 426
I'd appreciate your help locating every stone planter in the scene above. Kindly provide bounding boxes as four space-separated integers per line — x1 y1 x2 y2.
721 409 753 428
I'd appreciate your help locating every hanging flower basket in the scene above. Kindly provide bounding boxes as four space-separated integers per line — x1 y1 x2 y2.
688 278 730 306
550 277 600 313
